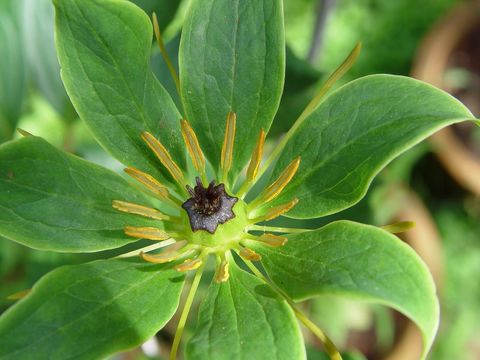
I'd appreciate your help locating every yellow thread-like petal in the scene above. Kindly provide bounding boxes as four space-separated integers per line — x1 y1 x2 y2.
262 198 299 221
141 251 180 264
221 112 236 176
124 167 169 198
175 258 203 272
124 226 170 241
258 233 288 247
112 200 170 221
141 131 184 185
381 221 416 234
246 129 266 182
261 157 300 203
239 247 262 261
181 119 205 173
7 289 31 300
17 128 33 137
214 259 230 283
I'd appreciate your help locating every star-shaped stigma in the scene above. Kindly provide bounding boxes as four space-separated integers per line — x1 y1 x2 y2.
182 177 238 234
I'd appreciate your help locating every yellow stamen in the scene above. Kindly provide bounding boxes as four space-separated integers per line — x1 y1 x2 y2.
124 167 169 198
381 221 416 234
221 112 236 180
17 128 33 137
7 289 31 300
258 233 288 247
152 12 180 95
255 157 300 205
140 241 188 264
112 200 170 221
254 198 299 222
124 226 171 241
141 131 185 185
239 247 262 261
180 119 206 175
246 128 266 182
175 258 203 272
214 258 230 283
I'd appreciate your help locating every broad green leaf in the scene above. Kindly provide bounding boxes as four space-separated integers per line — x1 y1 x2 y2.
54 0 185 184
266 75 474 218
0 136 160 252
0 0 26 142
252 221 439 359
21 0 70 117
186 263 305 360
0 258 184 359
179 0 285 178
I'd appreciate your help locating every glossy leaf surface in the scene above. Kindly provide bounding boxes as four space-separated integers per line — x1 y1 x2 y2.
0 136 158 252
0 259 184 359
254 221 439 358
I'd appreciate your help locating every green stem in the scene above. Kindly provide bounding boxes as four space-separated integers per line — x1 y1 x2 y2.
242 259 342 360
248 225 310 234
247 43 362 194
170 262 205 360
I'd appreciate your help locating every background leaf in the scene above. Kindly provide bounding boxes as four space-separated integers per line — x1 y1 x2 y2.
265 75 474 218
179 0 285 178
0 136 160 252
252 221 439 358
54 0 185 185
129 0 181 30
0 258 184 359
186 263 305 360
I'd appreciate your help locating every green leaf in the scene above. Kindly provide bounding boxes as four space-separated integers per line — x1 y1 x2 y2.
186 262 305 360
267 75 474 218
0 258 184 359
252 221 439 359
179 0 285 178
0 136 159 252
54 0 185 184
0 0 26 142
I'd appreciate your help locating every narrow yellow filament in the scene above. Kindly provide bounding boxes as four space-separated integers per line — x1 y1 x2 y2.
246 128 266 182
141 131 185 186
175 258 203 272
170 262 205 360
152 13 181 95
124 167 169 199
139 240 188 264
251 157 300 208
17 128 33 137
214 257 230 283
221 112 236 181
112 200 170 221
381 221 416 234
239 247 262 261
7 289 31 300
124 226 171 241
258 233 288 247
180 119 206 177
252 198 299 222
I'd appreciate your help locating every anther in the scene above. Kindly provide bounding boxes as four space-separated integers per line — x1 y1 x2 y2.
124 167 170 199
181 119 206 175
246 129 266 182
139 240 188 264
141 131 185 185
257 233 288 247
221 112 236 180
251 198 299 222
175 258 203 272
239 247 262 261
112 200 170 221
255 157 300 205
124 226 171 241
214 257 229 283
